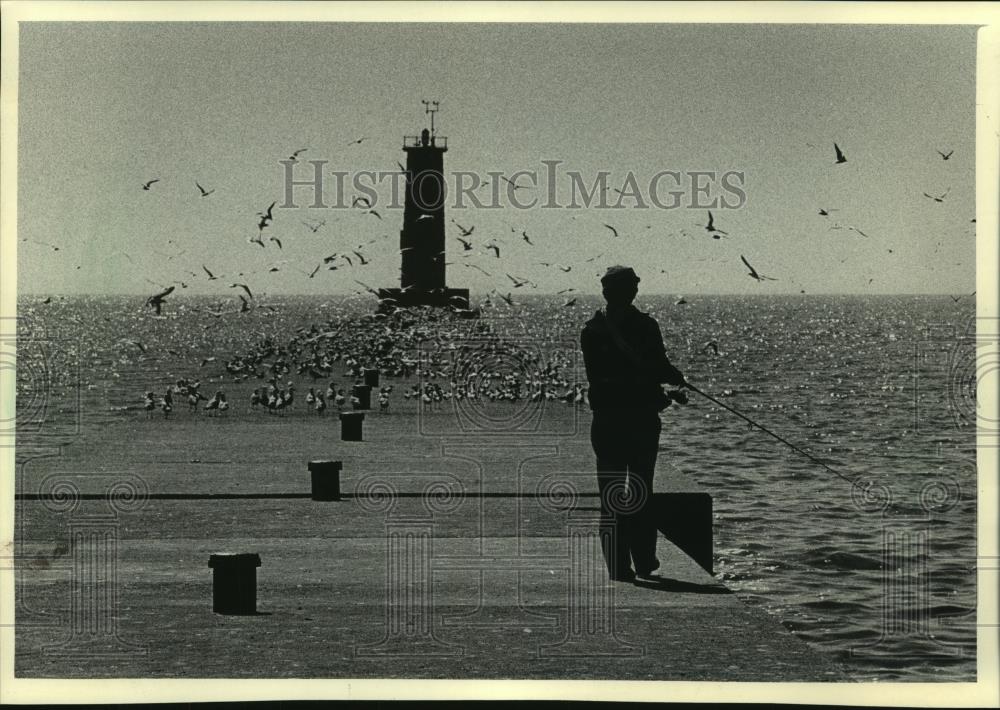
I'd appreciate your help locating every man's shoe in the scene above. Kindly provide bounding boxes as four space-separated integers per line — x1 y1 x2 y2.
636 559 660 579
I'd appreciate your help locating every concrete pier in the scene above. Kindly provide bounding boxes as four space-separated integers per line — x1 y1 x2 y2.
14 409 848 680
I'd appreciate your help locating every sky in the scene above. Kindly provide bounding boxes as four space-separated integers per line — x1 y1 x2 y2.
15 22 979 296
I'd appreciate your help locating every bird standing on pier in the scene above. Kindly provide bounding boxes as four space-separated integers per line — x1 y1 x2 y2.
204 391 222 416
143 391 156 418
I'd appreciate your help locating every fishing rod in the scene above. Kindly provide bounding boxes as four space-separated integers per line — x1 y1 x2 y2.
684 382 856 486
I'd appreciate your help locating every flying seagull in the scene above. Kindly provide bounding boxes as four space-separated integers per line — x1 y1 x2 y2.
22 238 60 251
464 263 492 277
829 223 870 238
486 243 501 258
456 237 473 251
230 282 254 300
347 136 369 146
196 181 215 197
937 149 954 161
834 143 847 164
142 179 160 191
288 148 307 161
499 175 528 190
257 201 277 230
923 188 950 203
145 285 174 315
506 273 535 289
202 265 218 280
740 255 778 282
603 223 619 238
705 211 728 238
352 196 372 209
521 231 534 245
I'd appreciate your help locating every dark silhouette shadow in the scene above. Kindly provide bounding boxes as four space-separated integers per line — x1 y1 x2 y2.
19 492 606 501
19 492 314 501
580 265 689 582
631 575 730 594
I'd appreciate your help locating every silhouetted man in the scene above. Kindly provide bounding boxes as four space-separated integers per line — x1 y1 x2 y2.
581 265 687 581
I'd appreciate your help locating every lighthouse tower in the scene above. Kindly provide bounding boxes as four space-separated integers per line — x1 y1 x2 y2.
378 101 470 312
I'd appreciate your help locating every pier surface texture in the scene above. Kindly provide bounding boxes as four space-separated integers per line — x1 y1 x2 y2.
15 404 847 680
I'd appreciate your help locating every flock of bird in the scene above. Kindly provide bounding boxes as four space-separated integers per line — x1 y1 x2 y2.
129 299 592 424
20 140 976 314
137 140 973 311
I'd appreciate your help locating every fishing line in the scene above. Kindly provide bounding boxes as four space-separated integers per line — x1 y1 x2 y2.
685 382 858 486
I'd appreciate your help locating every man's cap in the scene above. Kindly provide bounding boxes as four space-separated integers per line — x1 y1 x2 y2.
600 265 640 285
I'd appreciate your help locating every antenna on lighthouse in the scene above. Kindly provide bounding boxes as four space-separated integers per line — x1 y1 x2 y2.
422 99 440 136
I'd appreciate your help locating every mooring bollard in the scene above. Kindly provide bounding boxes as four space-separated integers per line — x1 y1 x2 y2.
363 368 380 388
309 460 343 501
208 553 261 615
340 411 365 441
352 384 372 410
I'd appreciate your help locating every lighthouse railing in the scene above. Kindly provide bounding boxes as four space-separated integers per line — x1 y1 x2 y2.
403 135 448 149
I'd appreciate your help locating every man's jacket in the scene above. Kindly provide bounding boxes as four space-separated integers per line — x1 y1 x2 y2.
581 306 685 411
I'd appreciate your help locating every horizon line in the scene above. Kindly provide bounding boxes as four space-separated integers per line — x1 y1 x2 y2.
15 291 977 298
